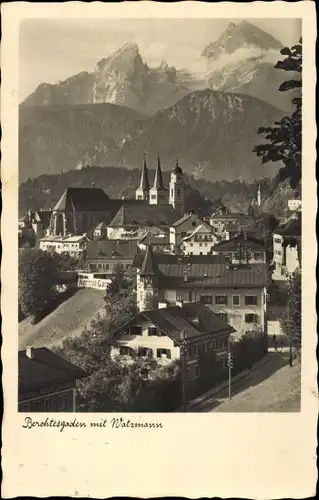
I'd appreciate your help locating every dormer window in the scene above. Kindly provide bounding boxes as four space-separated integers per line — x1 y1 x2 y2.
148 326 158 336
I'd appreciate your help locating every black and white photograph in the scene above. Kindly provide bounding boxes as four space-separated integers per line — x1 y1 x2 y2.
17 15 304 414
1 2 317 499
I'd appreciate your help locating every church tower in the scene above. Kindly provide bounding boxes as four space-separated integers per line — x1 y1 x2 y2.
149 155 168 205
135 153 150 201
136 244 159 312
169 158 185 216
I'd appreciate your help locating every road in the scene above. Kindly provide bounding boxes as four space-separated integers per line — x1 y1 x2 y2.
188 351 301 412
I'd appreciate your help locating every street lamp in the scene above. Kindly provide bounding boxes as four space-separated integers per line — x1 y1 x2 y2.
180 331 187 411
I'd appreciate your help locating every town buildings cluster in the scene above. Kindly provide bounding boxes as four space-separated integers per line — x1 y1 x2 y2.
18 156 302 409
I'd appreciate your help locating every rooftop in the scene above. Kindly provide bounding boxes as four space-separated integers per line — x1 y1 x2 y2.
212 234 266 252
18 347 87 393
53 187 111 212
113 302 235 342
109 204 179 228
40 235 90 243
86 239 140 260
275 214 301 237
132 253 268 287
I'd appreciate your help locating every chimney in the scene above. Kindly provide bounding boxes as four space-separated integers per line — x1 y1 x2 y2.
26 346 34 359
176 300 183 308
92 181 96 188
158 301 168 309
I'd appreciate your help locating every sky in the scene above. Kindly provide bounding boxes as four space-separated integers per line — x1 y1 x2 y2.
19 18 301 101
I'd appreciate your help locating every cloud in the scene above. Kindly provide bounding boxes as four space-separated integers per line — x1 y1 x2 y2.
206 46 282 73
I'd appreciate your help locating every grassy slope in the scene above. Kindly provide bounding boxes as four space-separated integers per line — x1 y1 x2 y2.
19 288 105 350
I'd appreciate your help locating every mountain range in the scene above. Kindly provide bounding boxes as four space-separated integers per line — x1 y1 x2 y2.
19 89 283 182
19 21 299 183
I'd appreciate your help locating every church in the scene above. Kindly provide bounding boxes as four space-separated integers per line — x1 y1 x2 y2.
48 156 185 237
135 154 185 216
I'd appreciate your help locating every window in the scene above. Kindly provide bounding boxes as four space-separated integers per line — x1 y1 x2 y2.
274 238 281 244
148 326 158 336
138 347 150 357
120 346 132 356
215 295 227 305
193 345 199 356
177 189 181 196
232 295 240 306
200 295 213 304
217 313 228 323
194 365 200 378
199 243 202 247
245 313 258 323
151 194 157 200
130 325 142 335
245 296 258 306
190 243 193 247
254 252 261 260
157 348 171 359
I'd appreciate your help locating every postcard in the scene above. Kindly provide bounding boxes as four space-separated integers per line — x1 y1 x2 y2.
1 1 317 498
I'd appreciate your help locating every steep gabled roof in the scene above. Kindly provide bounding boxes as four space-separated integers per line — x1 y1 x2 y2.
113 302 235 342
138 154 150 190
152 156 165 190
18 347 87 393
53 187 110 211
140 245 158 277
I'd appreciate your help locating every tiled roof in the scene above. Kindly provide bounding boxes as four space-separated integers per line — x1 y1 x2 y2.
18 347 87 392
132 253 268 287
33 211 52 223
113 302 235 342
53 187 110 211
139 230 169 245
40 235 89 243
140 245 158 277
109 204 179 228
212 234 265 252
86 239 139 259
172 213 193 227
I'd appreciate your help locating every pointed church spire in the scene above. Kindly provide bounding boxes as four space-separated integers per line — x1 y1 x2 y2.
140 244 158 277
139 152 150 190
153 155 165 189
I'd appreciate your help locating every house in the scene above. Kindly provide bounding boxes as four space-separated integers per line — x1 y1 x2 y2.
212 233 267 263
111 302 235 379
209 212 254 237
18 347 87 412
39 234 90 257
86 239 140 274
170 212 216 254
18 212 35 242
272 213 301 280
93 221 108 239
287 199 302 212
132 246 269 338
106 203 179 240
181 224 219 256
138 230 171 253
30 210 52 238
